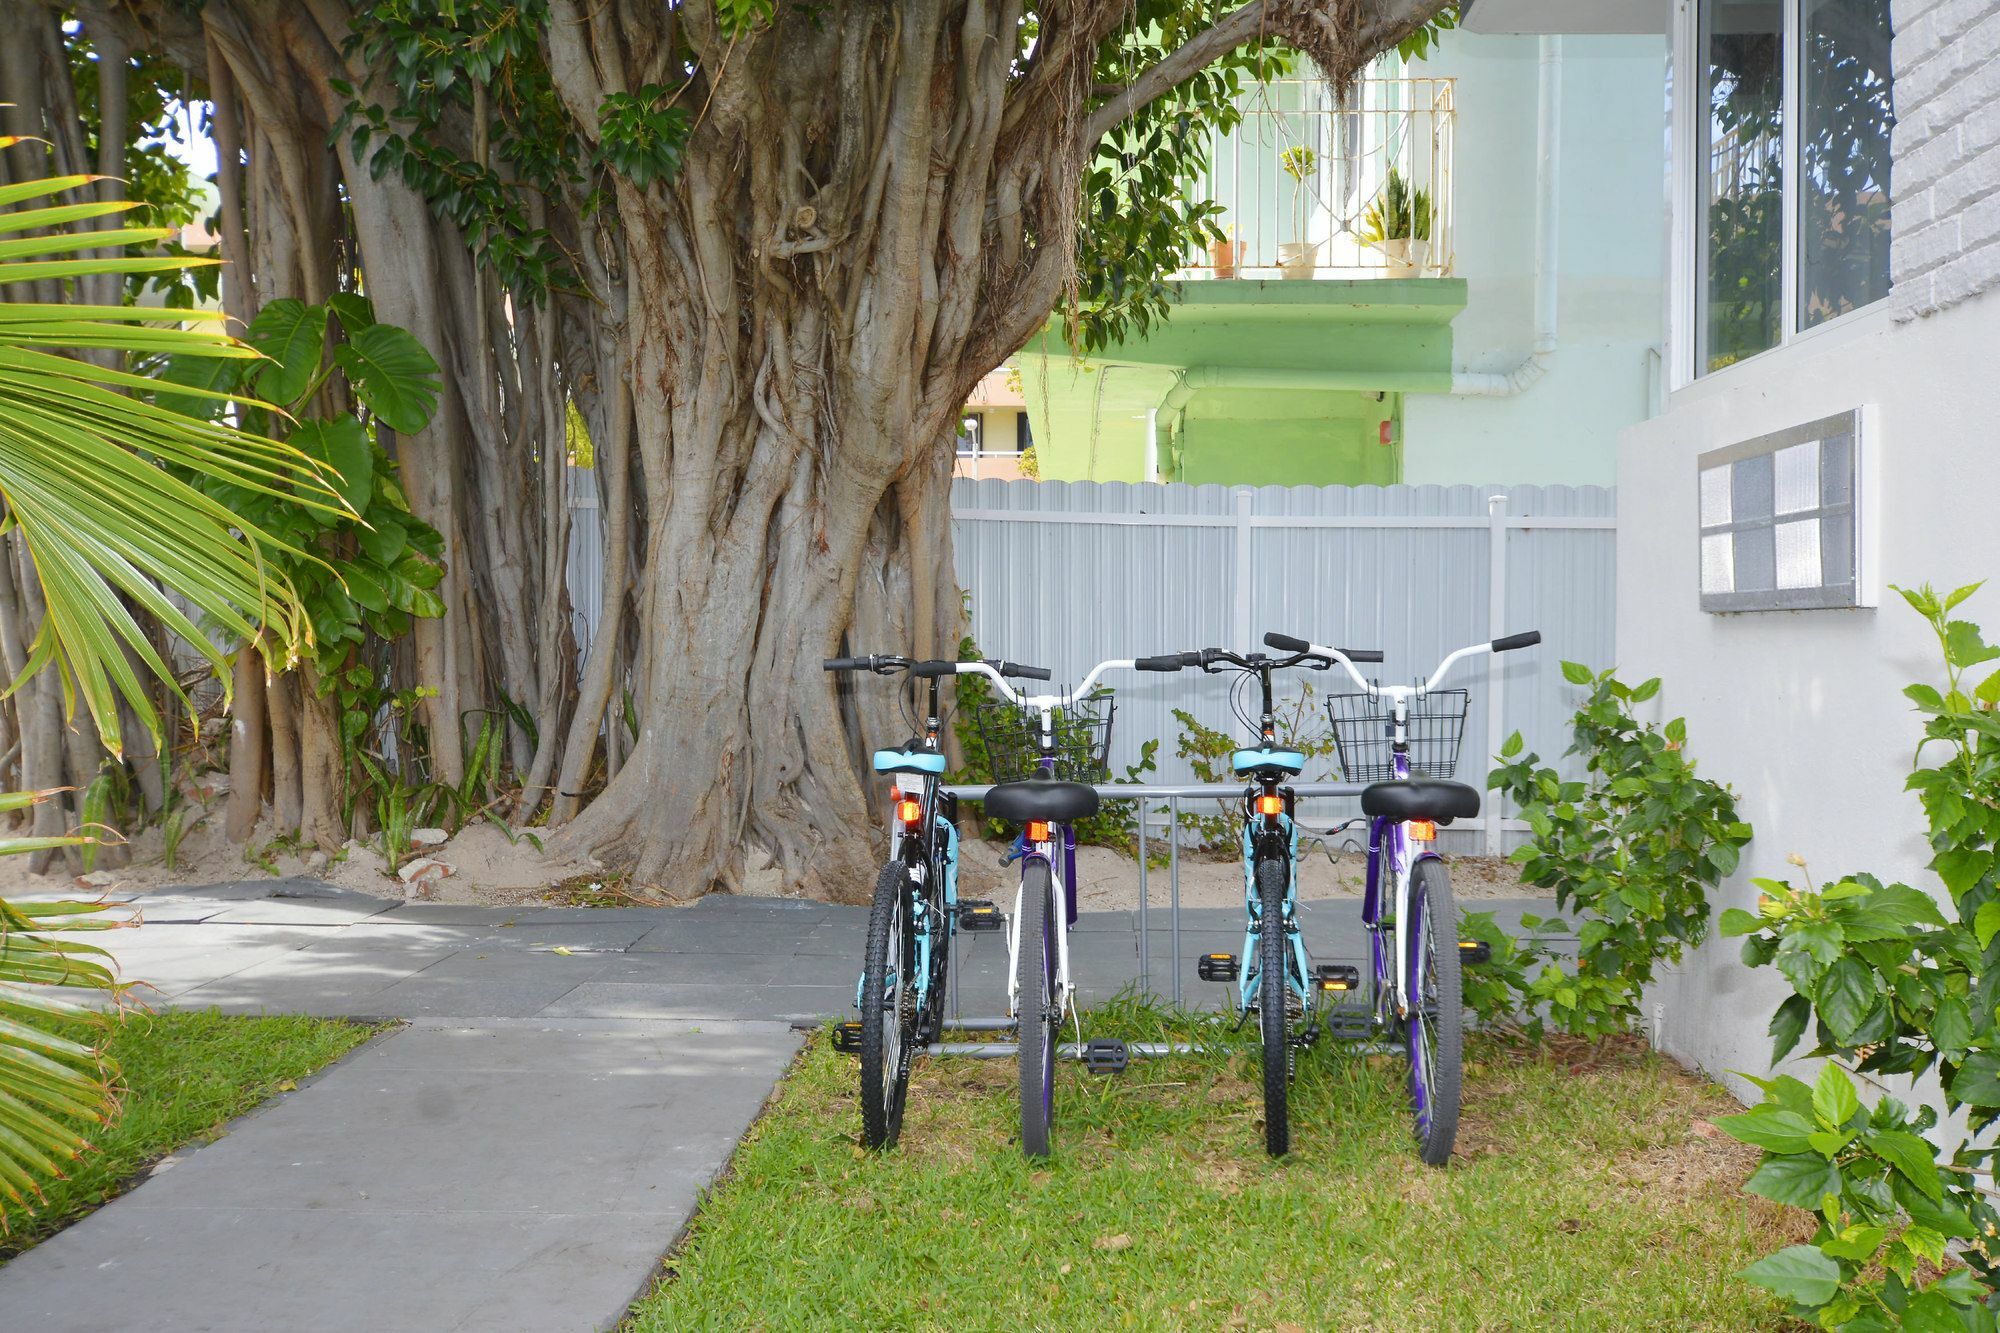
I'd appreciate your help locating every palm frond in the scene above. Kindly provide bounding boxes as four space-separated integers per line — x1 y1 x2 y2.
0 166 341 752
0 790 133 1226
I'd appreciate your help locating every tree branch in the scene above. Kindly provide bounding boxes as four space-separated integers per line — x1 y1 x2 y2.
1083 0 1271 143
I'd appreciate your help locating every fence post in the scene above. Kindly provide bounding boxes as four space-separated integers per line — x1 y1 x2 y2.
1233 489 1254 652
1485 493 1509 856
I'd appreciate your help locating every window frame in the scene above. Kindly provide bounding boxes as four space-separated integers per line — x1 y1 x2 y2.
1696 408 1874 612
1670 0 1893 390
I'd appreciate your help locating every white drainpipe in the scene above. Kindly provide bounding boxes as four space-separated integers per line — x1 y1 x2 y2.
1451 35 1562 397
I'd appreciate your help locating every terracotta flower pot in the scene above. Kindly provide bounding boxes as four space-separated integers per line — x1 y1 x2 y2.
1210 239 1245 279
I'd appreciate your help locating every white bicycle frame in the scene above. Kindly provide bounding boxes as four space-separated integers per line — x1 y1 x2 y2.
958 658 1134 1025
1303 640 1507 1014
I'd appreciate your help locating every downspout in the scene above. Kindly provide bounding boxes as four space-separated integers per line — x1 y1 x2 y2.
1451 35 1563 396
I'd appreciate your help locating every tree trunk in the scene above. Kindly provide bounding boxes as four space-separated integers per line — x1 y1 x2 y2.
224 647 266 842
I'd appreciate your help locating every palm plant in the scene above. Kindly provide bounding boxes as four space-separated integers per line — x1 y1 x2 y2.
0 148 336 1216
0 791 124 1223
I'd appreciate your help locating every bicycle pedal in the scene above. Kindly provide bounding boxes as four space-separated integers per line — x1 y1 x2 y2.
1322 1009 1375 1040
957 900 1004 932
1459 939 1493 965
831 1021 864 1055
1081 1038 1129 1074
1313 963 1361 995
1197 952 1240 982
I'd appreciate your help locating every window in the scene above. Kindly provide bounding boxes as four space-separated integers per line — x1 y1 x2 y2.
1680 0 1893 380
1701 1 1784 372
1799 0 1894 327
1016 412 1035 453
1698 410 1863 610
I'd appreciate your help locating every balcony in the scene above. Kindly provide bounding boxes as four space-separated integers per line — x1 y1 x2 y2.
1180 77 1456 281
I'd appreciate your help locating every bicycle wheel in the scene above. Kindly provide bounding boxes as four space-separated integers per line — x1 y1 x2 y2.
1017 856 1058 1157
1256 853 1292 1157
859 862 916 1149
1407 857 1464 1166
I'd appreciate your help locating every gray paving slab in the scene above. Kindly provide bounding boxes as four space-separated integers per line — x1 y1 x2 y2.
0 1018 800 1333
356 974 590 1019
362 901 534 926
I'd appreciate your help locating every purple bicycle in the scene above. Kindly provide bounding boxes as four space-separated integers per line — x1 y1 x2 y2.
1264 628 1540 1165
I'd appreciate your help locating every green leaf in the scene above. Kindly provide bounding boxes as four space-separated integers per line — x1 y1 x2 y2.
1719 907 1762 937
327 292 376 335
291 417 373 516
1944 620 2000 669
1816 959 1881 1046
1560 660 1594 685
1770 992 1811 1062
1714 1106 1816 1154
1950 1051 2000 1107
1868 1129 1944 1201
1737 1245 1841 1306
154 352 244 421
244 298 328 406
1933 996 1973 1060
1813 1062 1861 1130
1744 1153 1842 1208
1501 730 1523 758
334 323 441 435
357 515 408 564
1944 851 1995 902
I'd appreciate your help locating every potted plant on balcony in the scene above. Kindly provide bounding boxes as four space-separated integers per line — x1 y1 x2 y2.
1360 167 1434 277
1277 145 1320 279
1209 223 1244 279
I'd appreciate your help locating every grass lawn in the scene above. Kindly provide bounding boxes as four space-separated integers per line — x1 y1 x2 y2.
630 1003 1803 1331
0 1010 385 1257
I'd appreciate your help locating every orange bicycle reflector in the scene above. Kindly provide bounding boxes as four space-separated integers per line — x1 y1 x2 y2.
1256 794 1283 817
895 797 923 826
1026 820 1051 843
1408 819 1438 842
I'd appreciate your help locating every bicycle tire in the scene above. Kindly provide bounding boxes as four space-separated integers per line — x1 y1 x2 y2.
1408 857 1463 1166
1257 853 1292 1157
859 861 915 1149
1017 856 1058 1157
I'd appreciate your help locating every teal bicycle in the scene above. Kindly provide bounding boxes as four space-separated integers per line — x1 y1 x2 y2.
824 653 1050 1148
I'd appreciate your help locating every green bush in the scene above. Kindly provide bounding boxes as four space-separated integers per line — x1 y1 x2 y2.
1478 665 1751 1038
1722 582 2000 1326
1170 679 1337 849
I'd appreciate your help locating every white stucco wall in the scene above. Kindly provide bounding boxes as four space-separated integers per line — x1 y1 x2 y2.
1618 291 2000 1097
1403 33 1668 486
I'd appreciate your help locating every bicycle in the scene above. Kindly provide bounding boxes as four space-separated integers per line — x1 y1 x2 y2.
1137 643 1383 1157
822 652 1051 1149
1264 627 1540 1165
967 654 1150 1157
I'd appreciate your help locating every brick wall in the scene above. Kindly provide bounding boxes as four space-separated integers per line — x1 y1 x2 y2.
1893 0 2000 317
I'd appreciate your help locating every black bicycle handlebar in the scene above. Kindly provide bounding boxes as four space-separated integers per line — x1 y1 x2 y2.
826 655 1051 680
1135 654 1185 672
1258 633 1386 665
1491 631 1542 652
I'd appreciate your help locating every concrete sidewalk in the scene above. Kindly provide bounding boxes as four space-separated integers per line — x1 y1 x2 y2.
0 879 1555 1330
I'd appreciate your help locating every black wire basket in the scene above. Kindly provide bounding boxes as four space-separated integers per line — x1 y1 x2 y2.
973 691 1115 784
1327 688 1469 783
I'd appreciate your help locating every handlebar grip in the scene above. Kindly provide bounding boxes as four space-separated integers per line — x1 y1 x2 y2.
823 657 867 672
909 660 956 679
1491 631 1542 652
1342 648 1386 664
1180 651 1206 668
999 661 1053 681
1135 654 1185 672
1262 632 1310 653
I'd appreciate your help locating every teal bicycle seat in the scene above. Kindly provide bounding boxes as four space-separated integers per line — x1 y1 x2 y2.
873 747 947 775
1231 746 1305 776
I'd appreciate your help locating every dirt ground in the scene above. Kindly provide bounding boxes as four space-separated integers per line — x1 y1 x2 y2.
0 806 1541 911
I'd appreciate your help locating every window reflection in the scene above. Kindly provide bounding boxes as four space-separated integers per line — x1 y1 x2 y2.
1704 1 1784 372
1800 0 1894 327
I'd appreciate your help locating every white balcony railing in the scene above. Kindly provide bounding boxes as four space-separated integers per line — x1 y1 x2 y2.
1180 76 1456 281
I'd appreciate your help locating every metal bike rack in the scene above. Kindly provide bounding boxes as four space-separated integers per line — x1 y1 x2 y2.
943 781 1368 1008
